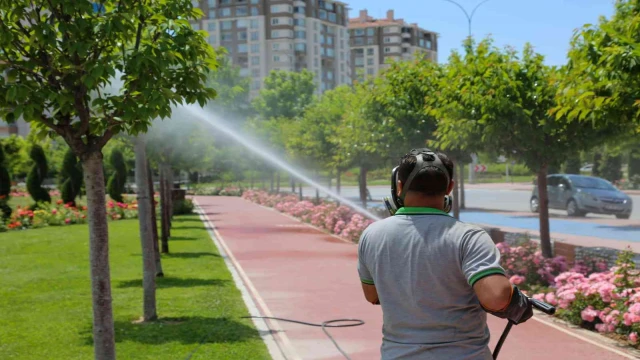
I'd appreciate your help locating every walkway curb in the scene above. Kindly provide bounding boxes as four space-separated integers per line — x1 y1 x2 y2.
194 200 301 360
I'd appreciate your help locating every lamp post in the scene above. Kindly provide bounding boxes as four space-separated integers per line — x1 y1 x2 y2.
442 0 491 37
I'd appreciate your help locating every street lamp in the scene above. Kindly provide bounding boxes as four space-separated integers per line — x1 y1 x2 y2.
442 0 491 37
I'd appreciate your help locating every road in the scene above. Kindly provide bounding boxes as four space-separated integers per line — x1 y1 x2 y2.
298 185 640 221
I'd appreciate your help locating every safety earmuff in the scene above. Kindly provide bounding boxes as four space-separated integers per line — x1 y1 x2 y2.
383 149 453 215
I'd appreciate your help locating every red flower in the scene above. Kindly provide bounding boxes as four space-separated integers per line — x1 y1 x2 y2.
56 199 63 205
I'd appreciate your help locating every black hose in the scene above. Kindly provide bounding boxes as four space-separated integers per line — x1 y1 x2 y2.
492 320 514 359
242 316 365 360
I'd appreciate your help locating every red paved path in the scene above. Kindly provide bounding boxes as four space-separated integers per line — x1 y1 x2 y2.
195 196 634 360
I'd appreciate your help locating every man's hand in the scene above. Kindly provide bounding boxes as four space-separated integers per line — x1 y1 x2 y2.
486 286 533 324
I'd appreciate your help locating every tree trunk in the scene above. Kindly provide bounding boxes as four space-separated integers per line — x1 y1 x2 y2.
459 163 466 209
359 166 368 208
270 171 274 192
146 160 163 277
452 167 460 220
250 171 254 189
134 137 158 321
276 172 280 193
315 170 320 203
291 176 295 193
337 169 342 195
298 181 303 201
80 151 116 360
166 166 173 233
159 165 169 254
537 166 553 258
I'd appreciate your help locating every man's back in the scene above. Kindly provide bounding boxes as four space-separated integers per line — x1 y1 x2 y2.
358 208 505 359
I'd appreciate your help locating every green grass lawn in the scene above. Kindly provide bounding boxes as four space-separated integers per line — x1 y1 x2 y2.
0 215 270 360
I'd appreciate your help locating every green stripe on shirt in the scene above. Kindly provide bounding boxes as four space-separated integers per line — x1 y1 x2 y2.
468 268 505 286
361 278 375 285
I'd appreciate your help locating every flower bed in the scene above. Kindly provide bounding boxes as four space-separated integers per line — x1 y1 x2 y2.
1 196 150 232
190 186 244 197
242 190 373 243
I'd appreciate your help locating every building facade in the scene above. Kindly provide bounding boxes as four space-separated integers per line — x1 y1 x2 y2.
349 10 438 83
192 0 352 98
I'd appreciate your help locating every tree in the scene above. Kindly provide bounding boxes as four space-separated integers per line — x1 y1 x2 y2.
435 38 612 258
59 148 84 206
1 135 30 179
564 154 582 175
601 148 623 183
0 143 11 220
205 53 252 118
629 145 640 180
26 144 51 205
106 149 127 203
0 2 217 358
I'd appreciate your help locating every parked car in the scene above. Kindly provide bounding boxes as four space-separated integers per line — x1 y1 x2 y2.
530 174 632 219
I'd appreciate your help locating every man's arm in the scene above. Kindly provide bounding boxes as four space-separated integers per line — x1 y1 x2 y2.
361 283 380 305
473 274 512 311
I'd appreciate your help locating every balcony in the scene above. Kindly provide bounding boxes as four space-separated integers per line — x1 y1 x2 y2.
402 32 411 39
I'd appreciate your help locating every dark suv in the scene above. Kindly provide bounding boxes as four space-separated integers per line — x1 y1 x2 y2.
530 174 632 219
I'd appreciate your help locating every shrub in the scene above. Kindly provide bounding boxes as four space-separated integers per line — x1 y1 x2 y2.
0 143 11 220
629 147 640 184
601 151 623 183
173 199 194 215
59 149 83 206
26 144 51 205
107 149 127 202
564 155 582 175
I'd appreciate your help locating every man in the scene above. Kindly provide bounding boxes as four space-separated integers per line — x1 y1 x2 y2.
358 149 532 359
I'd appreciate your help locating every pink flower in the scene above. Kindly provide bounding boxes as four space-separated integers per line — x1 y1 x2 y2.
629 332 638 344
581 306 598 322
51 209 57 215
64 218 71 224
509 275 525 285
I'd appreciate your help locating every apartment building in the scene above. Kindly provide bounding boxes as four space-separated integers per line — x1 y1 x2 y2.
0 119 30 139
192 0 352 98
349 9 438 83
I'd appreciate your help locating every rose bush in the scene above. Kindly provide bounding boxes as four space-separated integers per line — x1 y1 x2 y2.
242 190 374 243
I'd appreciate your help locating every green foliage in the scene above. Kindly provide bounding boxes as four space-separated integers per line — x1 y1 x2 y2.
556 0 640 135
1 135 30 179
0 144 12 220
564 154 582 175
172 199 194 215
629 145 640 179
26 145 51 204
59 149 83 206
205 53 252 118
0 0 218 155
592 151 602 177
600 149 623 183
107 149 127 202
252 70 316 120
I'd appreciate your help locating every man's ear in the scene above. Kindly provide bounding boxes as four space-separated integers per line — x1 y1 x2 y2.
396 179 403 197
447 180 455 195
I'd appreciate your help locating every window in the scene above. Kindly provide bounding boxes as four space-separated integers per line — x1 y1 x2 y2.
366 28 374 36
250 44 260 52
319 9 327 19
271 30 280 38
328 13 336 23
238 32 247 40
321 47 326 56
294 6 305 14
272 43 280 50
354 29 364 36
208 35 216 44
419 39 424 47
209 9 217 18
295 31 306 39
315 46 318 54
384 27 392 33
367 68 374 75
238 44 248 53
367 58 374 65
220 0 230 4
237 19 248 28
294 18 305 27
221 33 232 41
251 56 260 65
250 31 259 41
327 26 335 34
271 18 279 25
366 38 373 45
320 35 325 44
251 0 258 3
250 19 259 29
426 40 432 49
354 38 363 45
367 48 374 55
208 22 216 31
252 68 260 77
326 48 334 57
273 55 280 62
221 20 232 30
355 57 364 66
252 80 261 90
270 4 291 13
327 36 333 45
221 8 231 17
384 37 391 43
384 47 391 53
251 7 258 16
354 48 364 55
294 43 306 51
236 6 248 16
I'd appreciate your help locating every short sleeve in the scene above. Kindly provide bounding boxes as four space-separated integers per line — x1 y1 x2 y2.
357 229 374 285
461 229 505 286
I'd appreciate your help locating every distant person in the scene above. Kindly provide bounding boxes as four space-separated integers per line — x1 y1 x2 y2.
357 149 533 359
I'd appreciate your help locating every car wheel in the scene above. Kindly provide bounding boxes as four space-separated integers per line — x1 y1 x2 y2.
566 199 585 217
616 214 631 220
530 197 539 213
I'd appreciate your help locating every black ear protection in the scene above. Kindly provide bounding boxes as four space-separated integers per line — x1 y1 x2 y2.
383 148 453 215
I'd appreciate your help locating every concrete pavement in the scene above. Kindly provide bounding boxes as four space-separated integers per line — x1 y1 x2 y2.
194 195 638 360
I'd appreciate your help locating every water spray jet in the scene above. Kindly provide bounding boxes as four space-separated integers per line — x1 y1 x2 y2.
180 105 382 222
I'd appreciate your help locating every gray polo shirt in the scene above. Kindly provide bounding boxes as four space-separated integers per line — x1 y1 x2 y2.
357 207 505 360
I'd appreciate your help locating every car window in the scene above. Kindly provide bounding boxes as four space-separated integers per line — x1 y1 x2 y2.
547 176 559 187
559 178 571 188
569 176 617 191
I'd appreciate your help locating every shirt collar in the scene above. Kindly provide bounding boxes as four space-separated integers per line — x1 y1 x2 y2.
394 207 452 217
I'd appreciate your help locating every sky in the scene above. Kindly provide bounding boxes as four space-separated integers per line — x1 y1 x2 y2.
345 0 617 66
